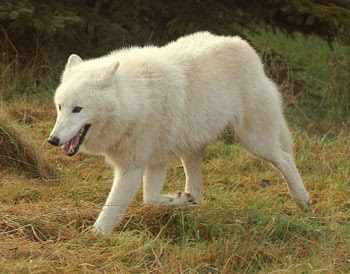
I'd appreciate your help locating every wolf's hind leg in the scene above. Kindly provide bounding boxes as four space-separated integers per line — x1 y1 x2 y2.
232 119 311 211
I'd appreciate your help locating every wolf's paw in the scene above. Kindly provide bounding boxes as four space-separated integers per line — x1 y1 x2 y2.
295 195 312 212
92 221 113 236
165 192 198 206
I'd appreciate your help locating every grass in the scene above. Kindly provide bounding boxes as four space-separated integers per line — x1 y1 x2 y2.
250 30 350 134
0 107 56 179
0 32 349 273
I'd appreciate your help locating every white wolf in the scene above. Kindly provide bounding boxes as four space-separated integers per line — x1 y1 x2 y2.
48 32 311 235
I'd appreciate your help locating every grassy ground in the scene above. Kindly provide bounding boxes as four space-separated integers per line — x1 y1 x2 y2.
252 31 350 135
0 32 349 273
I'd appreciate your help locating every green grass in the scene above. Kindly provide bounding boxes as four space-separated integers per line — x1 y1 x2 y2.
1 127 349 273
250 30 350 134
0 31 349 273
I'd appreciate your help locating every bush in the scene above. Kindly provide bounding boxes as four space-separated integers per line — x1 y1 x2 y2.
1 0 349 59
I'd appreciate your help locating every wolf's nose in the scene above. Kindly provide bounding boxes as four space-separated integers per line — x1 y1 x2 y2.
47 136 60 146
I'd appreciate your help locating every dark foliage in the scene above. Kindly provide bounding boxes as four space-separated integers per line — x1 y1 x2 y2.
0 0 349 59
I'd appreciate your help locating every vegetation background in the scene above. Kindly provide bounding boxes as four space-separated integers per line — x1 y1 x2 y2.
0 0 349 273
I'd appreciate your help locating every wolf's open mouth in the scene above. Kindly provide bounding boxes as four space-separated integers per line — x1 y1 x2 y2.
63 124 91 156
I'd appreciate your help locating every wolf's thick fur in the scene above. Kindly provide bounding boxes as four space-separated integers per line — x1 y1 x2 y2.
49 32 311 235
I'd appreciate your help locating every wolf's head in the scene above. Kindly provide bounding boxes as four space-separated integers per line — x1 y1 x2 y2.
48 54 120 156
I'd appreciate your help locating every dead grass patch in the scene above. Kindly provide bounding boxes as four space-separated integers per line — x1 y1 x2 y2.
8 101 56 125
0 108 56 179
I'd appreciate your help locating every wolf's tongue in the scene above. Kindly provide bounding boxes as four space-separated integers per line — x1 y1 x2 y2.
63 143 70 154
62 132 80 154
71 132 80 147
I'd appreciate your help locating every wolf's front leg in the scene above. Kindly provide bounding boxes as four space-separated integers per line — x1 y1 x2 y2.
143 163 198 206
93 168 143 235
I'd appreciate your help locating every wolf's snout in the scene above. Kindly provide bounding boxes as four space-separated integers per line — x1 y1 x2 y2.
48 136 60 146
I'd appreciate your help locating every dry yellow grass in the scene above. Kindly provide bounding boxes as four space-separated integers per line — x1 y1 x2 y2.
0 107 56 180
0 99 349 273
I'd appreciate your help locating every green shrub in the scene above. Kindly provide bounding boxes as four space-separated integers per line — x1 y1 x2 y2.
1 0 349 59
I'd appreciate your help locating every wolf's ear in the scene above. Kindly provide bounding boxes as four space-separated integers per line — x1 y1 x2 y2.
66 54 83 69
106 60 120 77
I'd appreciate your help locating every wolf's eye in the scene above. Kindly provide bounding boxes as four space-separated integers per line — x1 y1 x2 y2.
72 106 83 113
58 104 61 111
